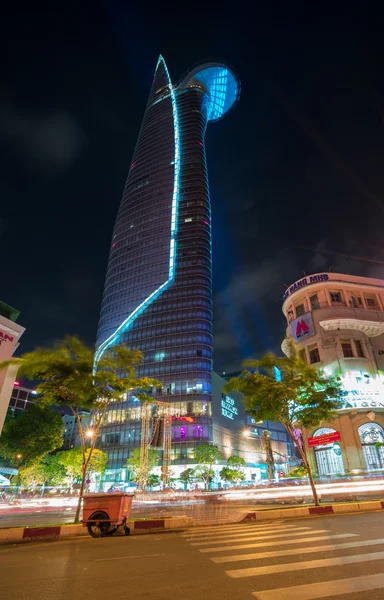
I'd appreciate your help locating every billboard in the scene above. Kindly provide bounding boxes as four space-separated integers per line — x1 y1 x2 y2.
291 312 315 342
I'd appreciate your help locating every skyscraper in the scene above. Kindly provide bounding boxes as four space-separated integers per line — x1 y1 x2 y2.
96 57 240 479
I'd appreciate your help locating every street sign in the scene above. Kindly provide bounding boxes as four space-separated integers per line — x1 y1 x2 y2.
308 431 341 447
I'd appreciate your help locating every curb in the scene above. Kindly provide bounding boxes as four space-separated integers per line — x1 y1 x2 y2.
0 515 196 545
240 500 384 522
2 501 383 544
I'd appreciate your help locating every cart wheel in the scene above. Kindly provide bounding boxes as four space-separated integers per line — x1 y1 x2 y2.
87 511 111 538
105 526 119 536
124 526 130 536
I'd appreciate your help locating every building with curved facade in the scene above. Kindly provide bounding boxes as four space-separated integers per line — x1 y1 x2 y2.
282 272 384 477
96 57 242 483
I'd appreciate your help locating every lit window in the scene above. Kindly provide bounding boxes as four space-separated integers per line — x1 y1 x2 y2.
341 340 354 358
184 218 193 222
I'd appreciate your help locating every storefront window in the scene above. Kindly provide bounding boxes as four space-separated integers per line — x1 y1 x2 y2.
312 427 344 476
358 422 384 470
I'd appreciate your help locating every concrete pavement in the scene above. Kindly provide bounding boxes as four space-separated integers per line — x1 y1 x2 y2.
1 512 384 599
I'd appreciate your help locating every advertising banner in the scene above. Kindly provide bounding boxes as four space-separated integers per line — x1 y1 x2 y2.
308 431 341 447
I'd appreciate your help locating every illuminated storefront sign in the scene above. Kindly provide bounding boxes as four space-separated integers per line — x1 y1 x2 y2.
221 396 238 420
339 371 384 411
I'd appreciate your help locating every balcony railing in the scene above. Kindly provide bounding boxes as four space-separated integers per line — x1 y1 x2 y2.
288 301 384 323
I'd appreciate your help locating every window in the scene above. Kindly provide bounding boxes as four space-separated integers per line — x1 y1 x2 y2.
308 345 320 364
341 340 354 358
354 340 365 358
365 295 378 309
310 294 319 310
351 296 363 308
295 303 305 317
330 291 343 304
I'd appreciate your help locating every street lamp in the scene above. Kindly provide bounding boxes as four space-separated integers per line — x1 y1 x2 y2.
85 429 94 439
242 430 250 438
16 453 22 459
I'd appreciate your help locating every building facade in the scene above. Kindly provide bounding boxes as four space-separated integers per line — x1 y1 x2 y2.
0 301 25 434
96 57 240 482
282 271 384 476
8 382 37 415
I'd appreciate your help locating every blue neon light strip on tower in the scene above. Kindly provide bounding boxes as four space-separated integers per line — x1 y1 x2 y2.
94 55 180 366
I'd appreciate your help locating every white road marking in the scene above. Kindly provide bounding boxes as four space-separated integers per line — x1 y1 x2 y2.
181 522 285 536
211 537 384 563
227 550 384 578
252 572 384 600
184 524 301 541
199 533 357 553
94 553 165 562
192 528 329 547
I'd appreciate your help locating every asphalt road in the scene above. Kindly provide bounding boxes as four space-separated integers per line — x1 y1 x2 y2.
0 502 305 528
1 512 384 600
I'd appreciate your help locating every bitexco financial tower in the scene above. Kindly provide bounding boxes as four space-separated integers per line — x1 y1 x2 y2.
96 57 240 478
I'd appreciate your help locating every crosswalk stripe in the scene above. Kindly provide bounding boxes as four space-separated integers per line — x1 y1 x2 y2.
226 550 384 578
182 523 288 538
252 572 384 600
211 537 384 563
184 524 301 541
191 528 328 547
199 533 357 553
181 522 285 535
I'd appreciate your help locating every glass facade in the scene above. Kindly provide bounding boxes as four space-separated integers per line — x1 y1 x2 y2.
96 57 240 473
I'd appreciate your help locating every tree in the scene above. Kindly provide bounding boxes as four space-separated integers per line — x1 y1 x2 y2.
225 345 343 506
58 447 108 491
287 465 308 478
0 405 63 469
147 474 161 489
261 431 275 481
126 448 159 489
219 466 245 485
179 468 195 490
227 455 246 470
220 456 246 486
17 454 67 487
194 443 222 490
0 335 161 522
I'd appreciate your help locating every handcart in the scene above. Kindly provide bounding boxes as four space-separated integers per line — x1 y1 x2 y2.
82 492 133 538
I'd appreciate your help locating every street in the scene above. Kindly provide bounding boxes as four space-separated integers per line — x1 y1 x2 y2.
1 512 384 599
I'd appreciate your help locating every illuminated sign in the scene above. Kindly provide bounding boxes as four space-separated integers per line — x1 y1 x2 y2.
221 396 238 420
283 273 329 302
339 371 384 411
291 312 315 342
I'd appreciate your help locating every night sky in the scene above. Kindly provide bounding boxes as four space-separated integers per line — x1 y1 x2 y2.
1 3 384 373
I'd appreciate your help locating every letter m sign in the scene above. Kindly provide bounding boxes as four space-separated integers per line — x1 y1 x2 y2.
292 313 314 341
296 319 309 337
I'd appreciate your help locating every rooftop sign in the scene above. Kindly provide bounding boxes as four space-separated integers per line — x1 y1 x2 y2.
283 274 329 302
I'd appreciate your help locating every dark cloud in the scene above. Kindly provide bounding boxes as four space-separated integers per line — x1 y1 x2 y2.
0 104 87 172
